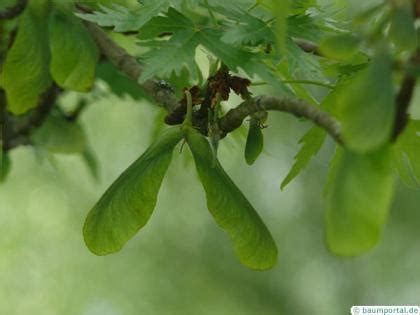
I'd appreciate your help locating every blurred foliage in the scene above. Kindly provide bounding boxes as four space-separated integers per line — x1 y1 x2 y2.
2 91 420 314
2 0 420 313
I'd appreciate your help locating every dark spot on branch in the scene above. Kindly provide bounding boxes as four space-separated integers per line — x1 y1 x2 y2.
392 75 416 140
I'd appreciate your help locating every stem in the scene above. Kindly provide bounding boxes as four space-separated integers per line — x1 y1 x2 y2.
392 51 420 140
218 95 341 143
251 80 335 89
281 80 335 89
83 21 178 112
82 14 343 145
184 90 193 126
247 2 259 12
203 0 218 27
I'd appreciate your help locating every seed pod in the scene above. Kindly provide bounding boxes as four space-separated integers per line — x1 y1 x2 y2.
184 127 277 270
84 127 183 255
245 118 264 165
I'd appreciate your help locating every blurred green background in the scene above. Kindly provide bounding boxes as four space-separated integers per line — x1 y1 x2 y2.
2 83 420 315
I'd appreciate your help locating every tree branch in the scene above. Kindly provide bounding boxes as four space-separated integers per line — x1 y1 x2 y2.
218 95 341 142
77 10 341 143
0 0 27 19
83 21 178 112
2 84 61 151
392 50 420 140
14 84 61 134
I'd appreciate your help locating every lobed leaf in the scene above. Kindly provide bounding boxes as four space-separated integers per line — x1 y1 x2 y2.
325 146 395 256
281 126 326 190
84 127 183 255
76 1 170 32
285 38 324 81
199 29 290 94
185 127 278 270
49 8 99 92
138 7 194 40
208 5 275 46
138 30 200 83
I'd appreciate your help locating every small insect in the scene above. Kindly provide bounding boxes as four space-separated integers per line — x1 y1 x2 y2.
155 79 174 92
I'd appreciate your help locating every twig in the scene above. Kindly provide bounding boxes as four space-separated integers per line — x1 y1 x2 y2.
392 75 416 140
281 79 334 89
218 95 341 142
14 84 61 134
392 50 420 140
3 84 61 150
77 8 342 143
83 21 178 112
0 0 27 19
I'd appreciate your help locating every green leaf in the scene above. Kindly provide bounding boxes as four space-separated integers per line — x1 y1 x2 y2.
287 14 322 42
285 38 324 81
138 30 200 83
77 0 140 10
0 151 11 183
256 0 289 51
245 119 264 165
290 0 318 14
76 1 170 32
84 127 183 255
49 9 99 92
319 33 360 61
0 2 51 114
325 146 395 256
281 127 326 190
138 7 194 40
31 112 87 154
136 8 200 83
393 120 420 189
199 29 290 94
211 6 275 46
389 0 417 52
96 61 146 100
185 127 277 270
199 28 254 72
337 48 395 152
